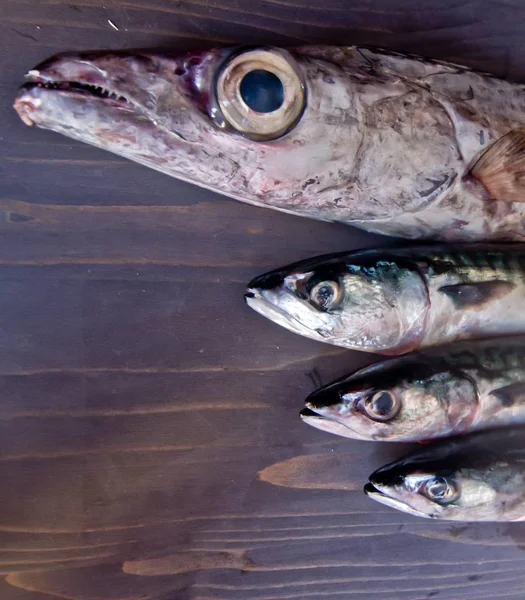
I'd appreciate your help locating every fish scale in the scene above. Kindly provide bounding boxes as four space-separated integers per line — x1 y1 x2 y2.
417 250 525 295
446 344 525 372
428 249 517 277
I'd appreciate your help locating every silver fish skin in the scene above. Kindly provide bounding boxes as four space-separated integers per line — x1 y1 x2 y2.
366 427 525 521
12 46 525 242
246 245 525 354
303 337 525 442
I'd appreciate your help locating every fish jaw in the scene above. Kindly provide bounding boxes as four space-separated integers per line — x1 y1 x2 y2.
14 80 231 192
299 408 374 440
14 59 135 128
299 408 365 438
364 482 432 518
14 51 191 130
304 383 376 440
245 288 333 345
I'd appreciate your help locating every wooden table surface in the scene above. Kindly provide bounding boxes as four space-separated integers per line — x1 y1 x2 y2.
3 1 525 599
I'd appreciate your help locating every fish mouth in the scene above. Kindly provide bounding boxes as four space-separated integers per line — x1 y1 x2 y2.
244 288 329 343
13 53 227 196
305 381 346 410
364 482 382 497
364 481 430 518
302 402 373 440
14 58 135 126
299 408 362 437
364 482 400 505
303 384 375 441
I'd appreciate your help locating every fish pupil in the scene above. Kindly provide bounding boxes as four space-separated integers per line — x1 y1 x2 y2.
316 285 334 307
239 70 284 113
427 477 450 499
372 392 395 415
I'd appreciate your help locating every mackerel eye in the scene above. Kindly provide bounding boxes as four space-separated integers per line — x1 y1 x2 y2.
363 391 401 421
216 48 305 140
422 476 460 505
309 280 343 311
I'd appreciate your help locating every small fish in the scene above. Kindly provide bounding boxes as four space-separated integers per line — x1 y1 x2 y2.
365 427 525 521
12 46 525 241
303 337 525 442
245 245 525 354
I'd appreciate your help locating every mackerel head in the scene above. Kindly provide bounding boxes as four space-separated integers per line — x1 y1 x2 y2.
13 46 525 241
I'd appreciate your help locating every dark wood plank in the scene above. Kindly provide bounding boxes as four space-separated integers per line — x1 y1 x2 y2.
3 1 525 599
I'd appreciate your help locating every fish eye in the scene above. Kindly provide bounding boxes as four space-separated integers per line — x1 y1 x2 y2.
422 476 460 505
216 48 305 140
309 280 343 311
363 391 401 422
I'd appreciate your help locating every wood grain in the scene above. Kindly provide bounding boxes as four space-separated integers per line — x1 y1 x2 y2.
3 1 525 599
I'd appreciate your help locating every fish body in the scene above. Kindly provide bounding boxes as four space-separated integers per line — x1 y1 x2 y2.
246 244 525 354
366 427 525 521
13 46 525 241
303 337 525 442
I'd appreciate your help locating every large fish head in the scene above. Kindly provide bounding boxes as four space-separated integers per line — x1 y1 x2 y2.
245 252 429 354
366 436 524 521
13 46 367 218
304 358 479 441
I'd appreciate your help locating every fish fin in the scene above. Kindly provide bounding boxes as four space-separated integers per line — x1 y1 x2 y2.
438 280 515 309
446 398 479 432
442 373 479 432
491 382 525 407
470 127 525 202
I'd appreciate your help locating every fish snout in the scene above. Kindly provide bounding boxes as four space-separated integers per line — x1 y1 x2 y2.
305 384 343 411
299 408 358 438
300 407 327 424
300 407 346 428
14 85 41 126
244 287 265 309
368 462 405 490
26 53 111 88
14 53 118 128
364 482 381 496
247 271 285 292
